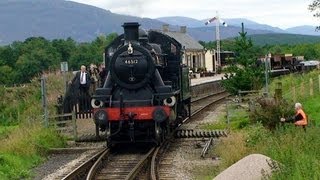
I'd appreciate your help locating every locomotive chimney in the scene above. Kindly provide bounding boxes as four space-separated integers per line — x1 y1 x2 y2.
123 22 140 42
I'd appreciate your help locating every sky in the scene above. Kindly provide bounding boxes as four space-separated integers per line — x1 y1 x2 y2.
70 0 319 29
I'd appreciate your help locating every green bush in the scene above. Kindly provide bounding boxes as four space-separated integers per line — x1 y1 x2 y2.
250 98 293 129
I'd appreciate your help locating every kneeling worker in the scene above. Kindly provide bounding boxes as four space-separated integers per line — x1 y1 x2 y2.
280 102 308 127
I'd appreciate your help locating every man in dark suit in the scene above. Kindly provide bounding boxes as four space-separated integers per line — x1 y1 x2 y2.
73 65 91 111
74 65 91 94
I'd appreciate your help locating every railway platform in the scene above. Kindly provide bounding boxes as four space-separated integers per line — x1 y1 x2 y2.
191 74 225 86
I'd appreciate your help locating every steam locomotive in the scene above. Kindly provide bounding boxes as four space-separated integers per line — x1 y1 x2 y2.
91 22 191 146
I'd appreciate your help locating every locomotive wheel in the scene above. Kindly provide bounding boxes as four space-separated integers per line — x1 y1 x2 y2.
95 124 100 138
155 122 163 145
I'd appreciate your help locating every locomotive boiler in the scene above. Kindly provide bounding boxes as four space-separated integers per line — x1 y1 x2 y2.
91 22 191 146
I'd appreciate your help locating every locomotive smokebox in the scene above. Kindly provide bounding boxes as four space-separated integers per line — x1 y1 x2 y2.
123 22 140 42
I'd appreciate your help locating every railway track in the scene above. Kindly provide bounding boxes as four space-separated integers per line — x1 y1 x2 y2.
87 146 155 180
150 91 228 180
61 91 229 180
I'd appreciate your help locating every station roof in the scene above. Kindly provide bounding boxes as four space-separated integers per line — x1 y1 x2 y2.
162 31 204 51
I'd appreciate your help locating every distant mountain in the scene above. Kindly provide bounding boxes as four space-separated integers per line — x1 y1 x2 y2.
224 18 286 33
156 16 205 27
286 26 320 36
0 0 318 45
157 16 286 33
248 33 320 46
0 0 165 44
187 25 275 42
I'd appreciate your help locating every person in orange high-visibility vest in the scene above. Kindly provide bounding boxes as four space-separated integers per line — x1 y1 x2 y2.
280 103 308 127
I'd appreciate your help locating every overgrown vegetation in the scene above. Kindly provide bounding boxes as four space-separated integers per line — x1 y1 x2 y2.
0 124 66 179
204 70 320 179
0 74 67 179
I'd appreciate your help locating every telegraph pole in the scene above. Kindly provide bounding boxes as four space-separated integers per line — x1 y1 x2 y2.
215 11 221 73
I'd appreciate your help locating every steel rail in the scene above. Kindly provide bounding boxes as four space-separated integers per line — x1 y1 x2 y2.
183 91 229 124
61 148 108 180
86 148 110 180
201 137 213 158
125 147 156 180
150 91 229 180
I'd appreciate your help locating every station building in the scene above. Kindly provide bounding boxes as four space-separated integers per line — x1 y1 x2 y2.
160 24 206 72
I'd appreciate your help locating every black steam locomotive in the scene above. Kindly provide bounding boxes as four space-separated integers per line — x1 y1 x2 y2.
91 22 191 146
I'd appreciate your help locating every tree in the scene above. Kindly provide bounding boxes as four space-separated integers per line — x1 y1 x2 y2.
14 37 60 83
69 33 117 70
309 0 320 30
52 38 77 62
222 23 264 95
0 65 14 85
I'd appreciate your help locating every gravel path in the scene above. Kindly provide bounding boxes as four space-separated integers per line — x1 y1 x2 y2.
171 139 221 180
32 142 105 179
40 149 99 180
32 153 81 180
162 102 226 179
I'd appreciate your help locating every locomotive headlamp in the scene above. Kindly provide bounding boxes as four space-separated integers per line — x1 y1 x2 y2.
91 99 104 108
128 42 133 54
163 96 176 107
153 107 168 123
94 110 108 125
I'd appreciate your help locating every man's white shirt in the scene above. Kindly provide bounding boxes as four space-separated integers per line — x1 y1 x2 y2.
80 72 87 84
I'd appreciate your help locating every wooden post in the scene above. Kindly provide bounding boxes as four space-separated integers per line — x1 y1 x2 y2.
292 84 296 102
310 78 314 96
226 101 230 132
318 75 320 93
274 82 282 102
72 111 77 141
41 76 49 128
300 82 305 99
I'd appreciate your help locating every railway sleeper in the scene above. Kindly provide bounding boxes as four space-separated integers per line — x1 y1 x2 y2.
175 129 227 138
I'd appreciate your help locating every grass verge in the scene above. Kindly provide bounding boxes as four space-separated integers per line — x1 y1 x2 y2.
0 123 66 179
0 73 68 179
201 70 320 179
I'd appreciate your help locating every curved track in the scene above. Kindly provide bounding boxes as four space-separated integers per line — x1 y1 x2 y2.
150 91 229 180
87 146 155 180
62 90 229 180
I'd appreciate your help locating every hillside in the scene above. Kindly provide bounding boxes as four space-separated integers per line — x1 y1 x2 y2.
188 26 274 41
247 33 320 46
157 16 286 33
0 0 286 45
286 25 319 36
0 0 318 45
0 0 164 44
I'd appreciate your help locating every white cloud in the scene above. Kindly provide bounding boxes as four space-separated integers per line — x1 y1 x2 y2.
70 0 319 29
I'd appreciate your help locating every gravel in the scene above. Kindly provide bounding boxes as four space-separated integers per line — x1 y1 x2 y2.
214 154 274 180
32 142 105 179
170 139 221 180
32 153 81 180
40 150 98 180
160 102 226 179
